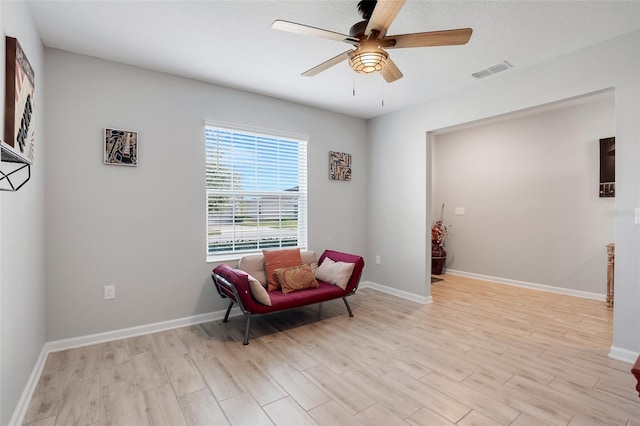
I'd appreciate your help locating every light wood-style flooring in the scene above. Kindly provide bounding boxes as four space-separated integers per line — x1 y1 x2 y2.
23 274 640 425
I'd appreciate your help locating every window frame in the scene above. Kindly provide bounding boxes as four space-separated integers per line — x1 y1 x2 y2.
204 121 309 262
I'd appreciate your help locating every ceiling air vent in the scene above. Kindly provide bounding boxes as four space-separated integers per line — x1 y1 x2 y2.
472 60 513 79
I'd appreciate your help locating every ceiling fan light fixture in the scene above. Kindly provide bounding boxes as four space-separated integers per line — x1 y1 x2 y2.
273 0 473 82
349 49 388 74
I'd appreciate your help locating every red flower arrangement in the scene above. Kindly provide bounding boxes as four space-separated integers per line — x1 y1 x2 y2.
432 203 449 246
431 220 447 246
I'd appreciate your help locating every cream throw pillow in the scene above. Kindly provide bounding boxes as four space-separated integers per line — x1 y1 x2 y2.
307 260 318 273
247 273 271 306
314 257 355 290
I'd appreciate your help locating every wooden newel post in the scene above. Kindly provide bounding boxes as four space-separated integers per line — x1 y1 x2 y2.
606 243 614 308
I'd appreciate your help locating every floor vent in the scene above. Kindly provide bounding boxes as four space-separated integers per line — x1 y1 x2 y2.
472 60 513 79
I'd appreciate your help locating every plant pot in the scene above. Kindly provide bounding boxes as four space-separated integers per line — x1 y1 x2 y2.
431 241 446 275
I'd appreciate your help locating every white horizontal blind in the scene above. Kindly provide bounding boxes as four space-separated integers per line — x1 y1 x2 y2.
205 125 308 256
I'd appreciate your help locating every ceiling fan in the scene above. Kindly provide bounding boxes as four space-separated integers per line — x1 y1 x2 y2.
272 0 473 83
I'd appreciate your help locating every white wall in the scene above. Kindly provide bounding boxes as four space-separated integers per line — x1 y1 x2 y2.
0 2 46 425
433 95 615 294
44 49 368 341
367 31 640 357
366 112 431 298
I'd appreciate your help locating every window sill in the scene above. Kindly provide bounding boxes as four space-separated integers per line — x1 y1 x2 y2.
206 253 244 264
207 249 269 264
206 246 307 264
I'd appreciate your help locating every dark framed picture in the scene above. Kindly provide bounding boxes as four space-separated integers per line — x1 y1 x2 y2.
329 151 351 181
3 36 35 164
599 137 615 198
104 128 138 166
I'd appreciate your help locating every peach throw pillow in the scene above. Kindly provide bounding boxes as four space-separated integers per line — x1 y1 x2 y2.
275 264 319 294
263 248 302 291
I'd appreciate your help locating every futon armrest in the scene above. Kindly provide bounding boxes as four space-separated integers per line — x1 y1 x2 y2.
212 264 261 313
632 355 640 398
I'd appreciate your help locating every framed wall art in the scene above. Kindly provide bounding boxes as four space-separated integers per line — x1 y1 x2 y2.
104 128 138 166
329 151 351 181
3 36 35 164
599 137 615 198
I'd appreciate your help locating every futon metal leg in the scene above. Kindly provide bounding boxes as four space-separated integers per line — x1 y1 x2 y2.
243 313 252 345
223 300 234 322
343 297 354 317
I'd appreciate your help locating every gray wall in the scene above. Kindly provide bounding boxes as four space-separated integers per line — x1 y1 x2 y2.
367 31 640 356
0 2 46 425
433 95 615 294
44 49 368 341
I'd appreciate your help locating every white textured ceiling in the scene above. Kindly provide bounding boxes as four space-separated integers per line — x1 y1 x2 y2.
27 0 640 119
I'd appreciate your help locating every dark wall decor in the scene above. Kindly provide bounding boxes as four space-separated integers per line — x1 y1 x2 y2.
599 137 615 198
3 36 35 164
104 128 138 166
329 151 351 181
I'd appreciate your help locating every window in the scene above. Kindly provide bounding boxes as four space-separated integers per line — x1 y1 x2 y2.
205 123 308 257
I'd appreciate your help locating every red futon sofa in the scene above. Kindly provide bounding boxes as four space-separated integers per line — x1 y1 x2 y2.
211 249 365 344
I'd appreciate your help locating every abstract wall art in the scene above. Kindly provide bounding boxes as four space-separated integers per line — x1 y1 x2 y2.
329 151 351 181
104 128 138 166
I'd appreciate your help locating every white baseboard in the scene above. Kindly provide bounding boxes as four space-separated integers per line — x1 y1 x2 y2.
8 346 49 426
46 306 243 353
609 346 640 364
10 280 625 425
44 285 429 354
9 305 242 425
446 269 606 302
360 281 432 304
446 270 639 364
10 286 427 423
14 284 426 423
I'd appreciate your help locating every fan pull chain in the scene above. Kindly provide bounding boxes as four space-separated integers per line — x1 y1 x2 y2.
352 73 356 97
381 80 385 107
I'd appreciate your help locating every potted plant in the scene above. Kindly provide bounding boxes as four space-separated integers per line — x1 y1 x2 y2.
431 204 448 275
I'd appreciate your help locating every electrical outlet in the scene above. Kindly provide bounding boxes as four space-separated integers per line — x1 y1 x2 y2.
104 285 115 300
375 255 381 264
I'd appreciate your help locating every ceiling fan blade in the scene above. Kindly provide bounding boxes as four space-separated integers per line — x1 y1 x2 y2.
272 20 357 44
302 50 353 76
381 57 403 83
365 0 406 38
384 28 473 49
